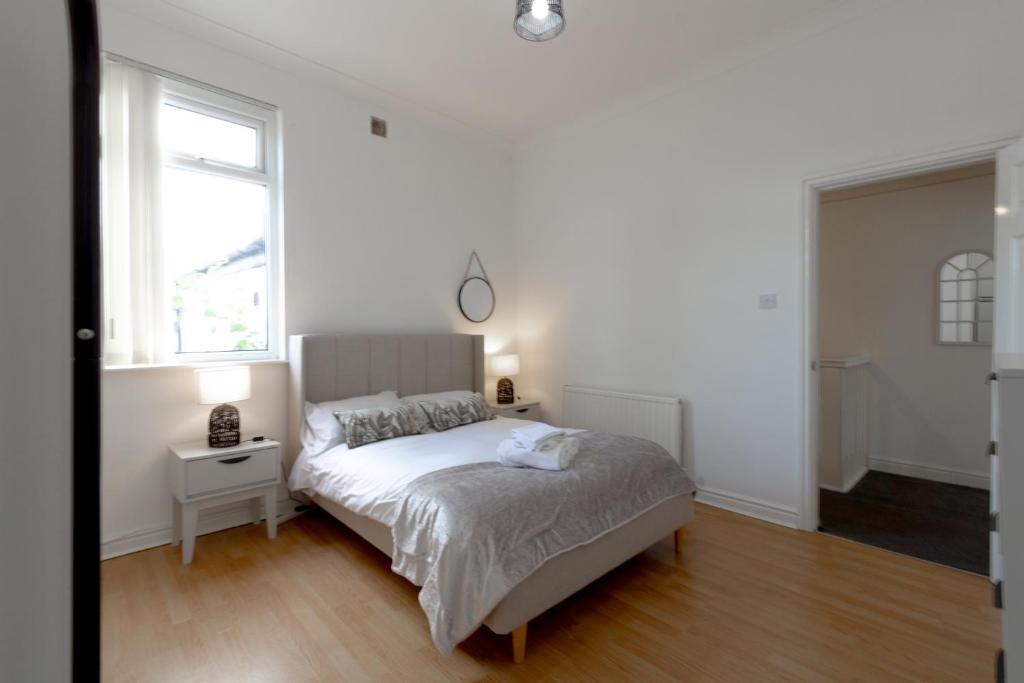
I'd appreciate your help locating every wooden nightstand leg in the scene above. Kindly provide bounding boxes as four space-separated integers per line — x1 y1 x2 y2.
171 498 182 546
264 488 277 539
249 497 262 525
181 503 199 565
674 527 686 555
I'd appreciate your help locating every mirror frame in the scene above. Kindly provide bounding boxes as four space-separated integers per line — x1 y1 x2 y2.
458 276 495 323
935 249 994 346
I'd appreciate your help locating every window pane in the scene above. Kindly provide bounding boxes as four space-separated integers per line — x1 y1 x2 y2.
967 252 983 268
979 302 994 322
957 278 976 303
162 167 268 353
162 103 258 168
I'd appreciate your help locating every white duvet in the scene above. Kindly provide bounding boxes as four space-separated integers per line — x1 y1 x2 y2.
289 416 566 526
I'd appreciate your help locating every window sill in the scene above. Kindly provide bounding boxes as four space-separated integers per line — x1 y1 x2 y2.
103 358 287 373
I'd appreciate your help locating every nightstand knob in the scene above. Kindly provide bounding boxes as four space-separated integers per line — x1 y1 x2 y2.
217 455 251 465
515 408 529 413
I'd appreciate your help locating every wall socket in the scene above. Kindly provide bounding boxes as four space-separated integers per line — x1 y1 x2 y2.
758 293 778 310
370 116 387 138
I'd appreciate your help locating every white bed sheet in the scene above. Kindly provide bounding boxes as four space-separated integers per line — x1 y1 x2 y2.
289 417 575 526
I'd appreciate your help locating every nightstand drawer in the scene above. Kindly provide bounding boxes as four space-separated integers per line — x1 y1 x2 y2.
185 446 278 498
496 404 541 421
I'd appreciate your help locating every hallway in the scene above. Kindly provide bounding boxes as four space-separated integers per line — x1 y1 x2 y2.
819 471 989 574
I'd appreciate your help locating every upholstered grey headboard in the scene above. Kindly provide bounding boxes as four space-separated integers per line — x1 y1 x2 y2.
287 334 485 469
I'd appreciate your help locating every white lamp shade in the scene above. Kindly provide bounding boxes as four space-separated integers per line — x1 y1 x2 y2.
195 366 252 405
488 354 520 377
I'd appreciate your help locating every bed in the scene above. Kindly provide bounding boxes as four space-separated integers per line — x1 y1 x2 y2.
287 333 694 662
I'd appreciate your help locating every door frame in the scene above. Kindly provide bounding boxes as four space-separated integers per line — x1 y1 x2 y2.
798 136 1018 531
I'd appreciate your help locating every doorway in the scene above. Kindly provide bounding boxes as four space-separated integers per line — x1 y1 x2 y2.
814 163 994 572
798 139 1024 572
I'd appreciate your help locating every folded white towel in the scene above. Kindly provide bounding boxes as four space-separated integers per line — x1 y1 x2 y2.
498 436 579 471
510 423 566 450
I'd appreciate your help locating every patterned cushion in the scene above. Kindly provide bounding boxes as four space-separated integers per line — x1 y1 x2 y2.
418 393 494 432
401 390 476 434
334 404 420 449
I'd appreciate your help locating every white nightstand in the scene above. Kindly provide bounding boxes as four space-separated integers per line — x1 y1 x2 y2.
168 438 282 565
490 399 541 421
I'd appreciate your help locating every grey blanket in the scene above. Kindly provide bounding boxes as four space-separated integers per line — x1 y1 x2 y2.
389 431 695 655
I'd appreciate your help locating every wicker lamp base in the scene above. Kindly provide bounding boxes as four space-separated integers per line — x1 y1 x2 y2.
208 403 241 448
496 377 515 405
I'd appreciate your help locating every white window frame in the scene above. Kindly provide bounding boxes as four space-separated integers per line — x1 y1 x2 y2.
157 78 282 365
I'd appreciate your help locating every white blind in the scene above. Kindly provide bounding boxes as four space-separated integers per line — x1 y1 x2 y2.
101 58 168 365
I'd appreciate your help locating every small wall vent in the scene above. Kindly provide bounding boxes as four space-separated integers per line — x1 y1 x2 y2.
370 116 387 138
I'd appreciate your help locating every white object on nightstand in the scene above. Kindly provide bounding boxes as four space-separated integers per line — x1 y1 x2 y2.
168 438 281 565
490 399 541 421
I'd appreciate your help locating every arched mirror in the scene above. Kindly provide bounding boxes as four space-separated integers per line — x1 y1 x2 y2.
458 276 495 323
937 250 993 345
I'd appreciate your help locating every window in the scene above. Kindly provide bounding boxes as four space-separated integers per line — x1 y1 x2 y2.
101 57 280 365
937 251 993 345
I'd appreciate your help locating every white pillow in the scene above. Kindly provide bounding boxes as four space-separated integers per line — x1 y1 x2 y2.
401 390 477 433
301 390 401 456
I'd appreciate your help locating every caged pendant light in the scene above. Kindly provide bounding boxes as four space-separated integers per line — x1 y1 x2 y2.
514 0 565 42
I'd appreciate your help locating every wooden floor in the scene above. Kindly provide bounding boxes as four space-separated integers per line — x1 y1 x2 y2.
101 504 999 682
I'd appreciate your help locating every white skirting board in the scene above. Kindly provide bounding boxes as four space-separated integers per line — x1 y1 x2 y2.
695 487 799 529
867 456 990 490
819 464 869 494
101 495 302 560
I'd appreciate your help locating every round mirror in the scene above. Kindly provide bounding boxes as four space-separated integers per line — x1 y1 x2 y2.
458 276 495 323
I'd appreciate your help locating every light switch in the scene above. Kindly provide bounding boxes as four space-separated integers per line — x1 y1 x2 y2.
759 293 778 310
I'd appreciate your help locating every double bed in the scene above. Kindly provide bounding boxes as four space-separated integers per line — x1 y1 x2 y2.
287 333 694 661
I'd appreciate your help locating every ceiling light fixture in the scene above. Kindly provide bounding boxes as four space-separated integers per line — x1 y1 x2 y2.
514 0 565 42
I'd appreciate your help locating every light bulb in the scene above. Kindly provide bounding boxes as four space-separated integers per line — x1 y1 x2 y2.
530 0 550 20
995 205 1009 216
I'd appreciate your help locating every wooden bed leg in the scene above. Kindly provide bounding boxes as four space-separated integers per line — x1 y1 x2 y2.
674 527 686 555
512 623 527 664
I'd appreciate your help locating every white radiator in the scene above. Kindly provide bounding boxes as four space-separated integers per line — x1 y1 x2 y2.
562 385 683 463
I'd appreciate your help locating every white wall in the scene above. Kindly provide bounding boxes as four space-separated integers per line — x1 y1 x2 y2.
514 0 1024 525
819 170 994 489
0 1 72 679
99 6 517 556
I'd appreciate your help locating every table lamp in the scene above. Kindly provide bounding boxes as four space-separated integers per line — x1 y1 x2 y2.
488 354 520 405
195 366 251 447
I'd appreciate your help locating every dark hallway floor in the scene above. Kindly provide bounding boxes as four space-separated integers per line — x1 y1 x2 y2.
819 471 989 574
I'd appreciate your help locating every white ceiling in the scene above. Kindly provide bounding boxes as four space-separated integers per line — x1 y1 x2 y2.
122 0 860 142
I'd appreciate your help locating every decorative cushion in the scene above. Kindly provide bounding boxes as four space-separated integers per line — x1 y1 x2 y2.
418 393 494 432
401 390 477 433
334 403 420 449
